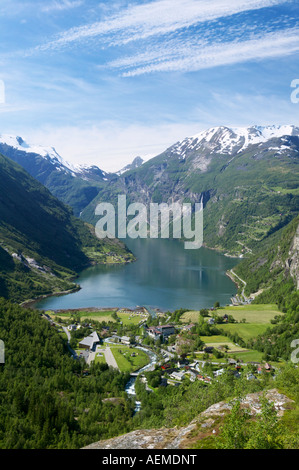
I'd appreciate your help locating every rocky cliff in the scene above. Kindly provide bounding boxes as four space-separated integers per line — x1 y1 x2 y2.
83 389 293 449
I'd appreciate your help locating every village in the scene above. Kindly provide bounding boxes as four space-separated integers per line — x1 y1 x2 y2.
42 303 278 389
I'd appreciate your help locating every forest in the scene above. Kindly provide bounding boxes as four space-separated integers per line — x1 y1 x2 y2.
0 294 298 449
0 298 135 448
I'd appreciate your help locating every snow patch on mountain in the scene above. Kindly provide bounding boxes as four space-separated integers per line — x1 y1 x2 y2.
0 134 111 179
0 134 78 174
171 125 299 158
117 156 144 175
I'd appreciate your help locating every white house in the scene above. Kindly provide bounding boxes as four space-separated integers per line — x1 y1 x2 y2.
79 331 100 351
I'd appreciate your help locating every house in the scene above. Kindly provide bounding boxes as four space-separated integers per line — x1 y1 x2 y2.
182 324 195 331
147 324 176 340
68 324 77 331
79 331 100 351
111 335 122 343
188 371 197 382
170 371 185 381
214 368 225 377
197 375 212 383
121 336 131 345
228 358 237 365
177 359 189 368
207 318 215 325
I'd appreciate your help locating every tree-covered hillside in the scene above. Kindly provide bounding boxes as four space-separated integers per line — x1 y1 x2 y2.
0 154 134 302
0 298 134 448
81 132 299 256
234 216 299 304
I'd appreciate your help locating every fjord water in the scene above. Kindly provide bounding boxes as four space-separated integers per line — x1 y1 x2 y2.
36 238 238 311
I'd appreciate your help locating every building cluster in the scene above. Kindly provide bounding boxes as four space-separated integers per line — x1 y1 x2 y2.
146 324 176 341
160 359 212 384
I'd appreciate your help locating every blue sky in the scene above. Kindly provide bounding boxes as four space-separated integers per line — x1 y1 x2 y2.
0 0 299 172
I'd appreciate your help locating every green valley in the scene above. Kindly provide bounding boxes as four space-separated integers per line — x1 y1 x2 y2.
0 153 134 303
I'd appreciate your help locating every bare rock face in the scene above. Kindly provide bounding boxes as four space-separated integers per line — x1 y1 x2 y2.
83 389 293 450
289 223 299 289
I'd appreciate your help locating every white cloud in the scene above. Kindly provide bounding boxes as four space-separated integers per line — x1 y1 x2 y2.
25 122 204 172
0 0 83 16
22 90 299 173
41 0 84 13
113 27 299 76
33 0 289 52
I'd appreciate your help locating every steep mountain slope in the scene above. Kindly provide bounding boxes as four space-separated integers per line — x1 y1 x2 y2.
233 215 299 303
0 135 114 216
0 153 133 302
81 125 299 256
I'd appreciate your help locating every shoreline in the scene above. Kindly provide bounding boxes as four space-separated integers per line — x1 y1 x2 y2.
20 285 81 309
225 269 241 289
20 256 136 310
22 242 240 311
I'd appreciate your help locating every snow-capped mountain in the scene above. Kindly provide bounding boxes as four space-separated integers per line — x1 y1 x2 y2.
0 134 112 180
0 134 110 216
0 134 78 175
169 125 299 159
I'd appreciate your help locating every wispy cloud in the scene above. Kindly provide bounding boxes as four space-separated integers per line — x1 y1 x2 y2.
109 27 299 76
41 0 84 13
0 0 84 17
32 0 289 52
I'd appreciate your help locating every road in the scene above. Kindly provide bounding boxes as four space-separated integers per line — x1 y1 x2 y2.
97 346 119 369
230 269 251 304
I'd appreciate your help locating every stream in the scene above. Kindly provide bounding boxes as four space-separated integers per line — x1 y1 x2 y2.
125 346 158 412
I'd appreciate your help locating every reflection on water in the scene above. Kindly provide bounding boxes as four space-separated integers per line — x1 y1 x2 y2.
36 238 238 311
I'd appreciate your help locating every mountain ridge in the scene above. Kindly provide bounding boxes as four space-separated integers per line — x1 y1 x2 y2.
80 124 299 257
1 125 298 258
0 153 134 302
0 134 113 216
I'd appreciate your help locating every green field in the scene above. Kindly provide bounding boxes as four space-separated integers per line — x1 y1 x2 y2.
180 311 200 323
110 345 150 373
200 335 248 353
228 350 265 362
218 323 272 341
201 335 229 343
221 304 280 323
181 304 279 325
47 309 117 323
118 312 148 326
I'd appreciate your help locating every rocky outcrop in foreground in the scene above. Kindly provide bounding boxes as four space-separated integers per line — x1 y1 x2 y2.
83 389 293 449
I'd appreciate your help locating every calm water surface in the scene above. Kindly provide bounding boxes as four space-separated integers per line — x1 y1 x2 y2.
36 238 239 311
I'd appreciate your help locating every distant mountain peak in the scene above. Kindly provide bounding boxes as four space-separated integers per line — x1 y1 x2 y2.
169 124 299 159
0 133 77 174
117 156 144 175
